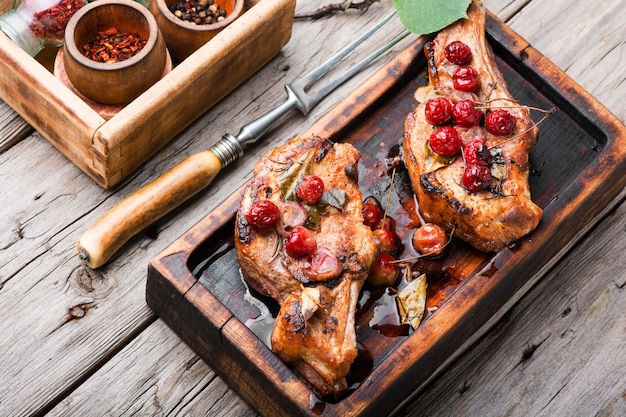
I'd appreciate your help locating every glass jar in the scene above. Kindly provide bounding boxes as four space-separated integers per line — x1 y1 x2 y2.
0 0 88 56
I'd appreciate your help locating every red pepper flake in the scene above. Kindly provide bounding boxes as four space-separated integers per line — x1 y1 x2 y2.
29 0 86 42
82 27 147 63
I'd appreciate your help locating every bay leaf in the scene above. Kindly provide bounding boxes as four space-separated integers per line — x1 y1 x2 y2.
396 273 427 329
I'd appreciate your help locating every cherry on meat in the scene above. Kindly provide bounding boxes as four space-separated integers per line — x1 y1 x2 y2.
412 223 447 257
485 109 516 136
245 200 280 232
429 126 462 157
444 40 472 65
453 66 480 92
378 216 396 233
424 97 453 125
464 139 491 166
462 163 492 193
297 175 325 204
285 226 317 258
368 253 399 287
362 197 383 229
453 100 483 127
373 228 398 255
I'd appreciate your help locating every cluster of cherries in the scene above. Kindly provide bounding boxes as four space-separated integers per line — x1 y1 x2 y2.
424 40 516 193
361 196 448 287
246 176 450 288
245 175 325 259
361 197 401 286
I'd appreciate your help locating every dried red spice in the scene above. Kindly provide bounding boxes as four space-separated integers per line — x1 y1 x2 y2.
29 0 86 41
82 27 147 63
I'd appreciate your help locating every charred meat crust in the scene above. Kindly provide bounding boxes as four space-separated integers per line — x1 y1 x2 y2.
402 0 542 253
235 135 379 399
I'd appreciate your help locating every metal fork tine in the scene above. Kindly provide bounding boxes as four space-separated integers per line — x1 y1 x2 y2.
215 11 410 164
290 11 397 95
292 29 410 114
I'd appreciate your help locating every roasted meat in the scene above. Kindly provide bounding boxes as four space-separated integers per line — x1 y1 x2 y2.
235 135 379 399
403 0 542 252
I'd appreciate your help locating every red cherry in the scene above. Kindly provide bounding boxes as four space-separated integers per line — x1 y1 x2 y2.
429 126 462 157
285 226 317 258
378 216 396 232
464 139 491 166
453 100 483 127
297 175 324 204
424 97 453 125
368 253 399 287
444 40 472 65
245 200 280 232
485 109 516 136
412 223 447 256
302 247 343 281
462 164 492 193
373 228 398 255
362 197 383 228
453 66 480 92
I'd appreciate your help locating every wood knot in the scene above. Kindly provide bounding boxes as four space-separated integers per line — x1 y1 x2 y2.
67 303 94 321
521 343 538 361
70 267 115 299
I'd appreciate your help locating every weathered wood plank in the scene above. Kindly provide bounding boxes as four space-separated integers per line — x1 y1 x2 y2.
0 101 32 153
1 0 624 416
0 2 412 416
46 319 258 417
503 0 626 123
398 190 626 417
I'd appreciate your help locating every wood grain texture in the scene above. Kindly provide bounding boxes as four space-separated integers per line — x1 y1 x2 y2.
142 6 626 415
0 0 624 416
0 102 32 154
0 0 295 188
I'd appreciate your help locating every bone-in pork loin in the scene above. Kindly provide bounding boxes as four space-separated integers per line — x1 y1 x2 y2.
235 135 379 399
403 0 542 252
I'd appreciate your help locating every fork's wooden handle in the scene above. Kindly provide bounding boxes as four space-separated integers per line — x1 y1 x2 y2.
77 150 222 269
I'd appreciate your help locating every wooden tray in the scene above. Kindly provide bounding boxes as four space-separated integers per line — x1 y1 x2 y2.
0 0 295 188
146 11 626 417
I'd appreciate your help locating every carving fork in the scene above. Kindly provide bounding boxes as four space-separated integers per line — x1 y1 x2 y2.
77 12 410 268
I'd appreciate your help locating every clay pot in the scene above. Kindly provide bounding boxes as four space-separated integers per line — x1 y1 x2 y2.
63 0 167 105
150 0 244 61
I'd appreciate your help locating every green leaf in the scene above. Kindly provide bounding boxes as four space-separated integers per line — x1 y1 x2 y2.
393 0 472 35
276 149 316 201
424 141 457 173
304 204 321 232
319 188 348 210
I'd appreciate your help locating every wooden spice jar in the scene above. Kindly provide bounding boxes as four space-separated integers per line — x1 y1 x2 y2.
62 0 167 105
150 0 244 62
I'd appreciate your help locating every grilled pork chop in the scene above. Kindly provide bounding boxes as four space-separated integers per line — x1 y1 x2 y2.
403 0 542 252
235 135 379 399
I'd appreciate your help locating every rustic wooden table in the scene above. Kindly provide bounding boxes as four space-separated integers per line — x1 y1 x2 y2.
0 0 624 416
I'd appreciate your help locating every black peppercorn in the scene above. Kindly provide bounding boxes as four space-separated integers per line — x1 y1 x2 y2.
169 0 227 25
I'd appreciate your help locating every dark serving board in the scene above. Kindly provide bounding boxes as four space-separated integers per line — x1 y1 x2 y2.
146 11 626 417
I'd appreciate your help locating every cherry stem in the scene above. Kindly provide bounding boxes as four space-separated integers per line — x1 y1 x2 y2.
413 193 426 226
487 108 555 150
382 166 396 224
475 102 557 115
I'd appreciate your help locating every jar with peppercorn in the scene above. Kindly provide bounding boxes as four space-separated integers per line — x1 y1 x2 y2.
0 0 88 55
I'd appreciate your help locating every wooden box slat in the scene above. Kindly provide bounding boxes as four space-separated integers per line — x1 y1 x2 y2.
147 11 626 417
0 0 295 188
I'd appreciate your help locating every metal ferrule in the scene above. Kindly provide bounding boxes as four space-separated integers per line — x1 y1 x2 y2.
210 133 244 167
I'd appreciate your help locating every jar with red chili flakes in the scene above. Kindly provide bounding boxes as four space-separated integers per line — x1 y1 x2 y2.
0 0 88 55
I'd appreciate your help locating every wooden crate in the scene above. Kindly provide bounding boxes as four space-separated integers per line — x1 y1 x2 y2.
146 10 626 417
0 0 295 188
